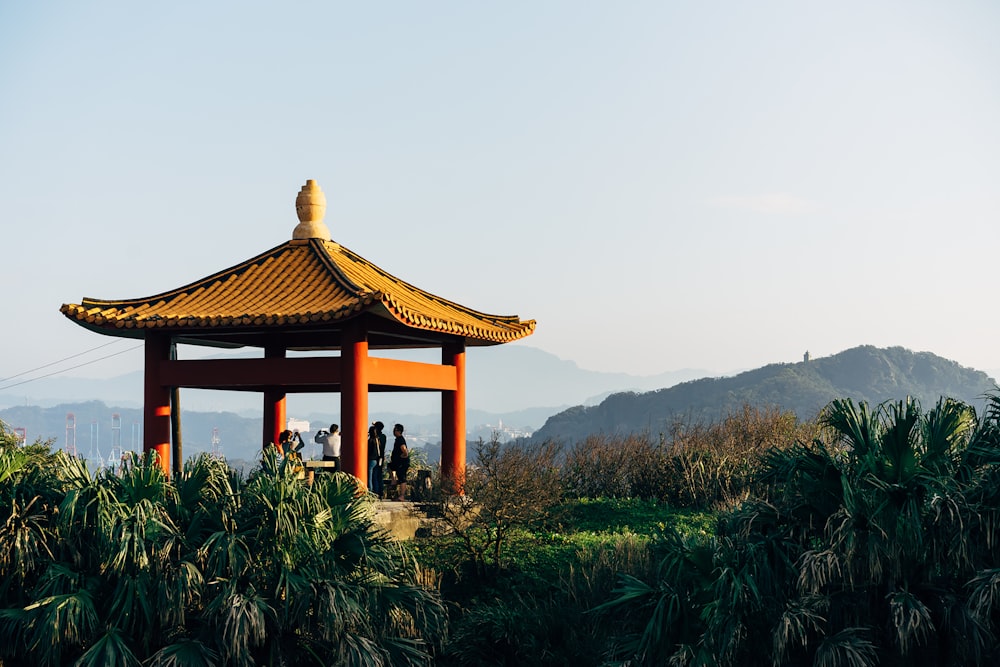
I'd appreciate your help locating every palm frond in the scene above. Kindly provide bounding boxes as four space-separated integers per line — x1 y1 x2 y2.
146 638 220 667
821 399 880 461
0 494 55 583
591 573 657 613
967 567 1000 621
772 595 827 663
107 573 154 637
0 446 31 486
156 558 205 628
25 589 99 664
0 607 31 660
199 529 253 580
813 627 877 667
878 399 921 484
887 588 933 655
216 586 274 666
74 627 142 667
797 549 841 595
922 397 976 466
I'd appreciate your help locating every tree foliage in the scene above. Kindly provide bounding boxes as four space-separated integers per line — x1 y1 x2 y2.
0 441 446 666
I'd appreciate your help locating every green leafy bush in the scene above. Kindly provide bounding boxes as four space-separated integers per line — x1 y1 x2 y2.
0 444 447 666
597 395 1000 666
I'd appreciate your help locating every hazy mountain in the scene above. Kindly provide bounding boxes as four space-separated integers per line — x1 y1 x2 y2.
0 345 707 416
0 345 709 461
532 346 999 445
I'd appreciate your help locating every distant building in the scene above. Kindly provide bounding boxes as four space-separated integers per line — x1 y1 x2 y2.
287 418 310 434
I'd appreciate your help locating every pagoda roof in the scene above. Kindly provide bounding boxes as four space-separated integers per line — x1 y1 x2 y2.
60 180 535 350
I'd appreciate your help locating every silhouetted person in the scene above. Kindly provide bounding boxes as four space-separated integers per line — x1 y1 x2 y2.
368 423 386 497
389 423 409 501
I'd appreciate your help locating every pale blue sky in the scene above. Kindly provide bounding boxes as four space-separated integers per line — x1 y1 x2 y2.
2 1 999 384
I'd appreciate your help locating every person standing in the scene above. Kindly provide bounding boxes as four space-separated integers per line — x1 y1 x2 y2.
389 423 410 501
314 423 341 472
368 423 386 497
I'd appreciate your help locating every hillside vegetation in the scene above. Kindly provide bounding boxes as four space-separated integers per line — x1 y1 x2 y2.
534 345 997 444
6 390 1000 666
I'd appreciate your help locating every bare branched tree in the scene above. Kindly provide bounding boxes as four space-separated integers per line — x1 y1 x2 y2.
434 434 562 576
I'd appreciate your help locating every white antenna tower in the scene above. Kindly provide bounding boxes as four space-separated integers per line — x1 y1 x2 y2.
211 428 222 458
107 413 124 473
88 421 104 471
65 413 77 456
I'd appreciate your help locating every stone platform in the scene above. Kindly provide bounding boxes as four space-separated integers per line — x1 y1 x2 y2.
373 501 423 541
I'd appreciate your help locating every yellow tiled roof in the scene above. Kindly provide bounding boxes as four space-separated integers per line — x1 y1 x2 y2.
60 238 535 346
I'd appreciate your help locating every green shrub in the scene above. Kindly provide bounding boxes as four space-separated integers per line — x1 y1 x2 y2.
0 444 448 666
596 395 1000 666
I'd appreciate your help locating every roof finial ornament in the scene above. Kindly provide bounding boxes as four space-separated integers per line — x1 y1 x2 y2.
292 179 332 240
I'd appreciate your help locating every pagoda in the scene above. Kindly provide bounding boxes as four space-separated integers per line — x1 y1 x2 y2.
61 180 536 486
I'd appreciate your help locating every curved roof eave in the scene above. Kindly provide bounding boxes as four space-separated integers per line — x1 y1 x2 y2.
61 181 535 348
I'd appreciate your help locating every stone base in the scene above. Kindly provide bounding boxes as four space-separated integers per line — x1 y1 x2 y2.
373 501 423 541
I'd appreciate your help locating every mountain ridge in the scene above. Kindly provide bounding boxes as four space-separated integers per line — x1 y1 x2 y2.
4 345 997 461
532 345 999 444
0 346 709 460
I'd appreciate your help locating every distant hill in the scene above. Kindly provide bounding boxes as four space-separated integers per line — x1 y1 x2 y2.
0 345 710 460
0 345 708 417
0 401 261 462
531 346 999 445
10 345 994 461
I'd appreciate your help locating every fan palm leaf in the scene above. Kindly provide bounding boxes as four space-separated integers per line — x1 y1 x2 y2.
876 399 921 485
24 589 99 666
922 397 976 468
813 626 877 667
74 627 142 667
0 494 54 586
146 638 219 667
822 399 881 462
206 584 274 667
886 588 934 655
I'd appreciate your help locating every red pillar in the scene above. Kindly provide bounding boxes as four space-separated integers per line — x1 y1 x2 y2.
143 333 172 475
262 345 287 450
441 341 466 492
341 321 369 486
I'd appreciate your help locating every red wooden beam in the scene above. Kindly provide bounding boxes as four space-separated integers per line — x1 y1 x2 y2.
160 357 343 388
367 357 458 391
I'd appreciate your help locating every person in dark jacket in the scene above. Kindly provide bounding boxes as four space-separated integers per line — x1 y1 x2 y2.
367 422 386 497
388 423 409 501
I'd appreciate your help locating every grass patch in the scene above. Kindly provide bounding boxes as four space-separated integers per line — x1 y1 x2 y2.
551 496 716 537
412 498 718 666
411 497 716 591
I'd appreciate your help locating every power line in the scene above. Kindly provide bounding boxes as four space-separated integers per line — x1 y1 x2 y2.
0 344 144 393
0 339 129 383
